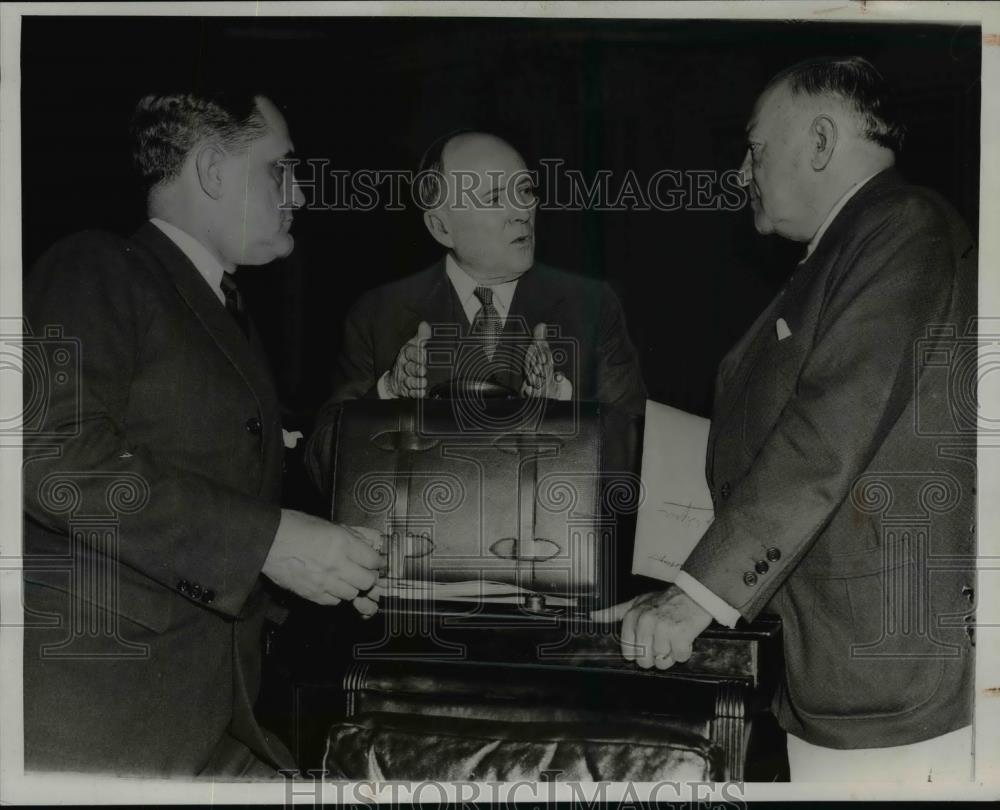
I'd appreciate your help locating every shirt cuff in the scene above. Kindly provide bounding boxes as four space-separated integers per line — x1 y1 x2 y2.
555 374 573 401
674 570 741 628
377 371 397 400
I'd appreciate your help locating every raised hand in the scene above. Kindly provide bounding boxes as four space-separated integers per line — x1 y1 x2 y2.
385 321 432 398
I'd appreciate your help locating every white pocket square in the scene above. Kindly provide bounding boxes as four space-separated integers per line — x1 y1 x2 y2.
775 318 792 341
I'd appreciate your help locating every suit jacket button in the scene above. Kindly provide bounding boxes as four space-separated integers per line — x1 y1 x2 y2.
743 571 758 586
177 579 190 594
755 560 769 575
720 482 732 499
190 582 203 598
202 589 216 605
766 547 781 562
245 416 262 435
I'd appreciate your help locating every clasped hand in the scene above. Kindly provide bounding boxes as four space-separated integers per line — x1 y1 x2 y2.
591 585 713 670
263 509 387 617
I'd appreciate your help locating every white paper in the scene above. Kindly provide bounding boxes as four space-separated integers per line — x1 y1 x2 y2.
631 400 714 582
377 577 578 606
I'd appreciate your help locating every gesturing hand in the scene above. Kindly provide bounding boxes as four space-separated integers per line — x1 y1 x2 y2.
520 322 564 399
590 585 713 670
385 321 432 398
263 509 387 617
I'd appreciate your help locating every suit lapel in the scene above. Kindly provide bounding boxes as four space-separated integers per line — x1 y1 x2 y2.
708 168 905 474
405 260 463 327
129 222 276 408
507 264 569 337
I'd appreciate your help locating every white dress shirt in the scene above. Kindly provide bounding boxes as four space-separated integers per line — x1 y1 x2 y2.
675 171 883 628
150 218 228 305
378 254 572 399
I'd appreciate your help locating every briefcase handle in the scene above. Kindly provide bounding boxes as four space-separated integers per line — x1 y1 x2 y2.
428 378 519 400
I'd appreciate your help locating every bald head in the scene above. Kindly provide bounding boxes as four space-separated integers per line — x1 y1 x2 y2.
421 131 538 283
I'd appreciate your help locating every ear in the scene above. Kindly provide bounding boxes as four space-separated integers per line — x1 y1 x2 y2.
810 115 837 171
194 142 229 200
423 210 454 249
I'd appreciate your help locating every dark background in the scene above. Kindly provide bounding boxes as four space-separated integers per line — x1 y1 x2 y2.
21 15 981 426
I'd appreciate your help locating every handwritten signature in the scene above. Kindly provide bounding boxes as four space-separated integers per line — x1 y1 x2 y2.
656 499 713 529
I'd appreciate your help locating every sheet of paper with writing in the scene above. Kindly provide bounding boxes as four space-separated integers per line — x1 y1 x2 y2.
631 400 714 583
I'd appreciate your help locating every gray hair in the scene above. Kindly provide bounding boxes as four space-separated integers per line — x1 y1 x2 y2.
767 56 906 152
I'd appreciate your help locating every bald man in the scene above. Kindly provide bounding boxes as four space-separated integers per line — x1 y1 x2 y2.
595 57 976 781
306 131 646 492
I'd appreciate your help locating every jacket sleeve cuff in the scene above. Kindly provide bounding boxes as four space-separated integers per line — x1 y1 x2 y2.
674 570 741 628
377 371 397 399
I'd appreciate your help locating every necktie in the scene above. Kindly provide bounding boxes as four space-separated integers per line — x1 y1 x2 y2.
471 286 501 360
220 272 249 337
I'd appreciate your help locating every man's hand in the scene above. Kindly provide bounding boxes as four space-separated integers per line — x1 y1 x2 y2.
263 509 387 617
520 322 564 399
591 585 713 670
385 321 431 398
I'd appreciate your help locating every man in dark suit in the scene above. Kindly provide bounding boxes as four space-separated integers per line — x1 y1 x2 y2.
22 92 385 776
596 58 976 780
306 131 646 491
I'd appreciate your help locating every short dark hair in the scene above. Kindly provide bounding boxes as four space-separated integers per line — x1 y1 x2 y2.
767 56 906 152
415 128 476 209
130 92 268 192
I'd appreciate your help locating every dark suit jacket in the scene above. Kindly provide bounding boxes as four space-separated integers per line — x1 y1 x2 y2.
306 260 647 493
22 223 289 775
683 169 977 749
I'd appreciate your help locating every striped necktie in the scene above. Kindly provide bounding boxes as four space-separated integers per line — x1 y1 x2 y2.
471 286 501 360
220 272 249 337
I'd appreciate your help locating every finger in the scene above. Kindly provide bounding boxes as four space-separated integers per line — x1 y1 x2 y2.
653 622 674 664
654 653 675 671
621 606 641 661
344 525 384 550
352 595 380 617
325 579 360 602
670 632 694 664
634 611 658 668
590 598 635 624
344 536 388 570
415 320 433 344
309 591 342 606
337 556 385 592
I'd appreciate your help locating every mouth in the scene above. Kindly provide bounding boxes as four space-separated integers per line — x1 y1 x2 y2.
510 233 533 247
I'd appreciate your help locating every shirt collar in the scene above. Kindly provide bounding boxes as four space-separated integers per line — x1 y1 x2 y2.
444 253 519 323
150 218 228 305
801 172 880 263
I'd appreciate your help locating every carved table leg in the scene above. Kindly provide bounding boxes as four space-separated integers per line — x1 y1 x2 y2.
712 680 748 780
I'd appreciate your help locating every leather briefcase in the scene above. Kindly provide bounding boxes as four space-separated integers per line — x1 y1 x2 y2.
329 397 640 612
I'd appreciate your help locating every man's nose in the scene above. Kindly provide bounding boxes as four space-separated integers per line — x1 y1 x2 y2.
291 179 306 209
507 194 535 222
737 151 752 188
